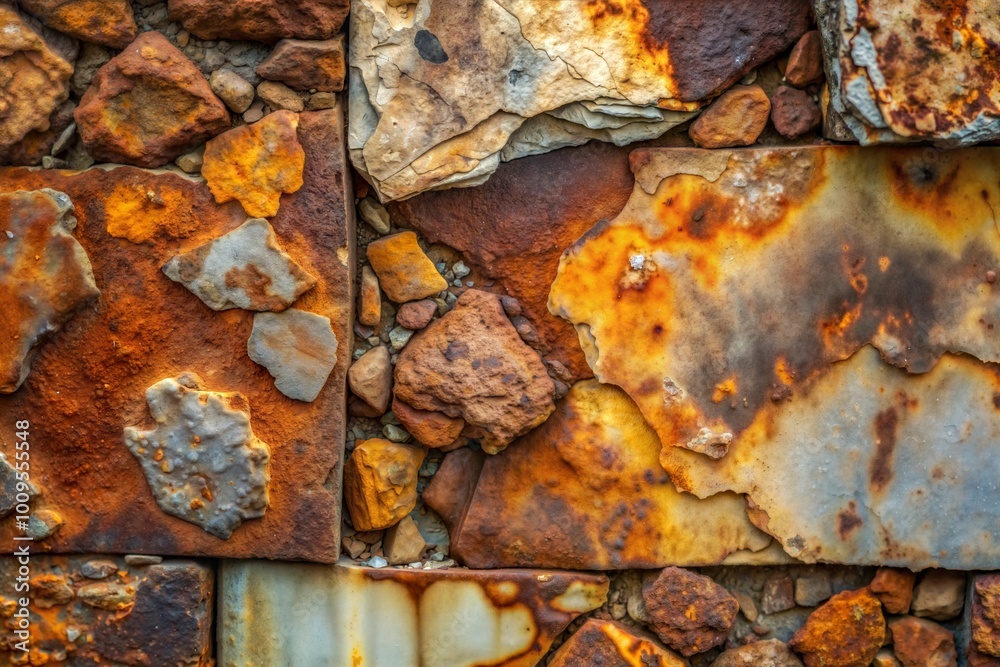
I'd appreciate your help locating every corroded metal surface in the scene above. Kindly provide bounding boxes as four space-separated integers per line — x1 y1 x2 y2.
550 145 1000 568
219 558 609 667
0 555 213 666
0 108 354 561
451 380 779 570
816 0 1000 145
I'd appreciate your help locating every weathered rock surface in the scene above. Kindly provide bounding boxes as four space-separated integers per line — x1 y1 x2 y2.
888 616 958 667
912 571 966 621
393 289 554 454
642 567 739 656
359 265 382 327
0 556 213 666
350 0 811 200
75 31 230 168
689 85 771 148
248 308 338 402
771 85 821 138
0 106 353 561
366 231 447 303
124 373 271 539
257 36 346 92
712 639 804 667
449 380 779 569
816 0 1000 145
789 589 885 667
1 189 99 393
202 110 306 218
973 574 1000 657
871 568 917 615
551 145 1000 568
349 346 392 413
382 514 426 565
0 7 73 154
168 0 350 42
549 618 688 667
220 559 608 666
343 438 425 531
163 217 317 312
20 0 137 48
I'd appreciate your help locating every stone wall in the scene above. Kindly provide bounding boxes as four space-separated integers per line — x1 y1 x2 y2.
0 0 999 665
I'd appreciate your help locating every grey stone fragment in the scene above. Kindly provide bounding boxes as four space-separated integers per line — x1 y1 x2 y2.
25 509 63 539
795 573 833 607
248 309 338 402
174 145 205 173
123 373 271 539
359 197 390 234
0 455 35 518
124 554 163 566
82 559 119 579
163 217 316 312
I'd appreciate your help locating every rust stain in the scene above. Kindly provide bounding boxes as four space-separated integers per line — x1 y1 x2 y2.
837 501 863 540
869 407 899 493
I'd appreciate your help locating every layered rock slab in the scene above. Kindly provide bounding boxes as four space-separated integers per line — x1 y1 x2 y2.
0 555 213 666
350 0 811 200
449 380 779 569
1 189 99 393
816 0 1000 145
550 145 1000 568
0 106 354 561
219 558 608 667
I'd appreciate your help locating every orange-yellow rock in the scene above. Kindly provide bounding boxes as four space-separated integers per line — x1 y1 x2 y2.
790 588 885 667
343 438 426 531
20 0 138 48
549 619 688 667
202 110 305 218
688 85 770 148
366 231 447 303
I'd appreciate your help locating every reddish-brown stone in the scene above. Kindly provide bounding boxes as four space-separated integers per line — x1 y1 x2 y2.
770 85 821 139
642 567 739 656
257 36 346 92
75 31 230 168
393 289 555 454
20 0 137 48
973 574 1000 657
689 84 771 148
888 616 957 667
790 588 886 667
548 618 687 667
785 30 824 87
396 299 437 330
422 447 486 533
167 0 349 43
392 396 464 449
871 568 917 615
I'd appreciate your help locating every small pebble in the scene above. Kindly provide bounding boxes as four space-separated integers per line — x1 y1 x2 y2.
365 555 388 569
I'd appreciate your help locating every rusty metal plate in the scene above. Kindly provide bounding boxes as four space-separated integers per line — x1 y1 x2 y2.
549 145 1000 569
219 558 609 667
816 0 1000 145
0 108 354 561
451 380 781 570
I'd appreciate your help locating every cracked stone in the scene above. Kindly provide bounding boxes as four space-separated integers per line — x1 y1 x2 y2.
123 373 271 539
1 189 99 393
343 438 426 531
0 7 73 154
202 110 306 218
366 231 447 303
168 0 349 42
257 36 346 92
248 309 339 402
19 0 137 48
74 31 230 168
162 217 316 312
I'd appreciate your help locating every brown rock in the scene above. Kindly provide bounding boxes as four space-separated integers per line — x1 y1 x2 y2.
688 85 770 148
382 514 426 565
873 649 903 667
422 447 486 532
167 0 349 42
349 346 392 414
642 567 739 656
343 438 426 531
393 289 555 454
888 616 957 667
789 588 885 667
761 572 796 614
871 568 917 615
392 396 465 449
396 299 437 330
257 81 304 112
549 618 688 667
202 110 305 218
712 639 804 667
74 31 230 168
795 572 833 607
20 0 137 48
359 265 382 327
970 652 1000 667
973 574 1000 657
785 30 824 87
209 69 255 114
367 231 447 303
912 571 966 621
257 36 346 92
0 7 73 154
770 85 821 139
1 189 100 393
